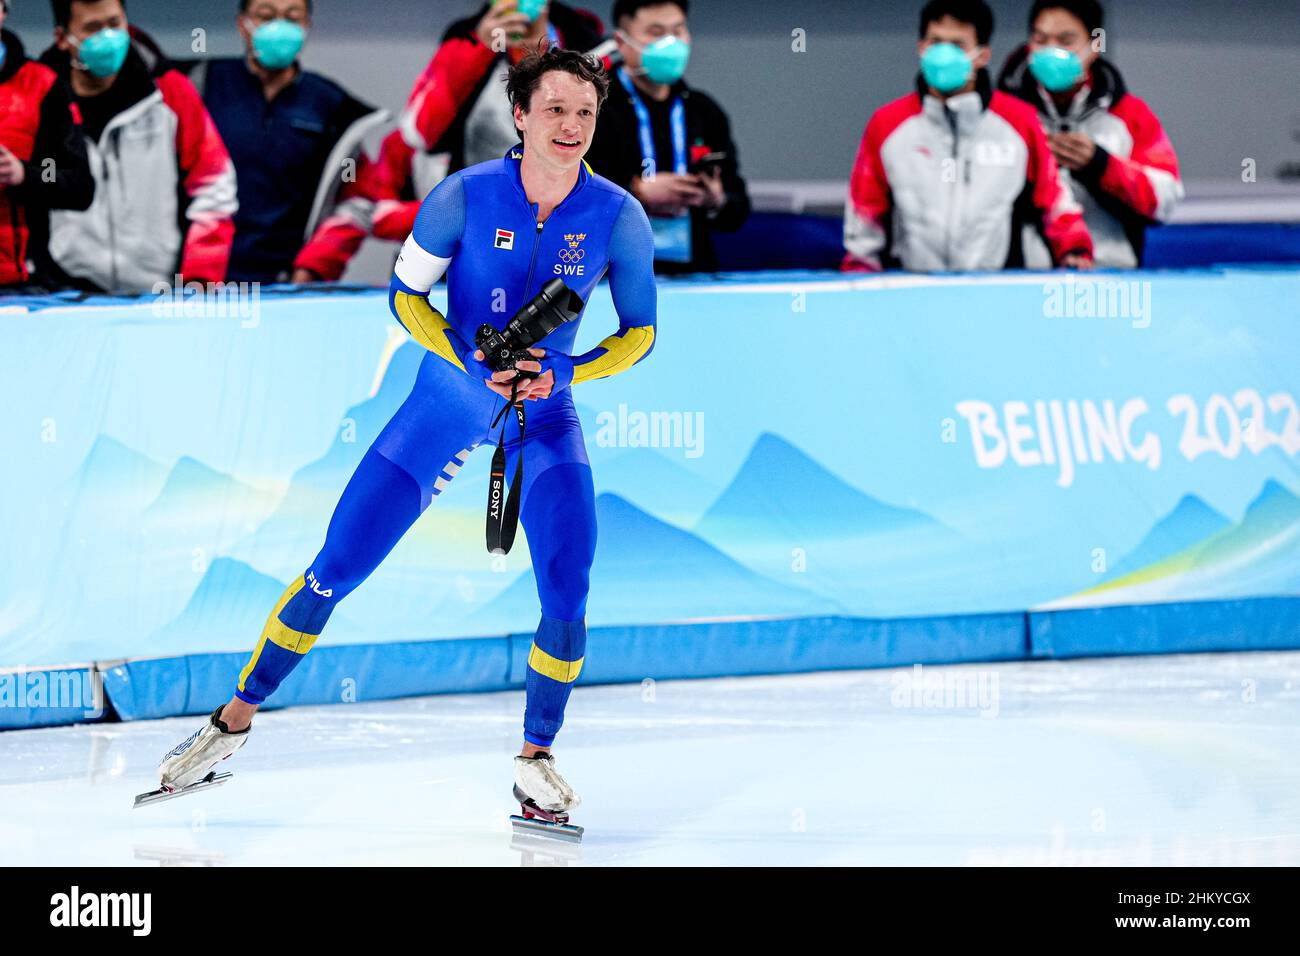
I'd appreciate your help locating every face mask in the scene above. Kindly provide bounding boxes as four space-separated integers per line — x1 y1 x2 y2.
250 19 306 71
920 42 972 93
1029 46 1084 92
516 0 547 20
73 27 130 78
632 35 690 84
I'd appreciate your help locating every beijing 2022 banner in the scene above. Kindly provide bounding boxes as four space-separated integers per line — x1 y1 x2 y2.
1 267 1298 670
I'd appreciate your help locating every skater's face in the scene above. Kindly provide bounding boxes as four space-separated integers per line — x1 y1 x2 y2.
514 70 599 170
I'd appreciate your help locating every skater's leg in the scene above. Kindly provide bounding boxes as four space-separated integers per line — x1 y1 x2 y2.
517 459 597 753
227 446 425 726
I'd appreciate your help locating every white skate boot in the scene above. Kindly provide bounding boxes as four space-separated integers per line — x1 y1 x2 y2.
133 705 251 808
510 752 583 841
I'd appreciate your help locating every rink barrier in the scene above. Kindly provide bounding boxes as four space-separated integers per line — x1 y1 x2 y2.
0 664 103 730
5 270 1300 730
97 611 1029 723
7 597 1295 727
1029 596 1300 659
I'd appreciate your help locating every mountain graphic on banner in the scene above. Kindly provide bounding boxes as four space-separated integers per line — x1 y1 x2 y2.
1060 480 1300 606
70 435 169 512
148 557 367 657
286 340 424 492
1102 494 1233 583
593 449 722 527
691 432 970 615
696 432 945 542
464 492 835 633
142 456 281 547
224 341 426 574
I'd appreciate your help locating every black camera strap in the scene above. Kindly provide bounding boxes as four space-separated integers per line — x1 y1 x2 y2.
486 385 526 554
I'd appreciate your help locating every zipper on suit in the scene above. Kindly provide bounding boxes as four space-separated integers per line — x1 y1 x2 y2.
516 165 583 326
523 213 544 298
487 210 545 438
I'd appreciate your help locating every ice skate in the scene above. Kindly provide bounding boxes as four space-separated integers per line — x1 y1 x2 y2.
133 705 250 809
509 752 584 841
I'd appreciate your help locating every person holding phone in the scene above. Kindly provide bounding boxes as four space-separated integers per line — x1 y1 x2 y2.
996 0 1182 268
584 0 750 274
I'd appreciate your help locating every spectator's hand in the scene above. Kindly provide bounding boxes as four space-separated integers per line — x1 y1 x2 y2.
632 173 707 217
0 146 26 187
1061 253 1094 270
291 267 321 284
694 165 726 210
475 1 533 50
1048 131 1096 171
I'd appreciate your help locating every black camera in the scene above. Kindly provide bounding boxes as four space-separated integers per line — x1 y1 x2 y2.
475 279 584 380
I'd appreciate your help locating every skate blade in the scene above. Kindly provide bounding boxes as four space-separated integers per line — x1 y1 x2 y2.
510 814 584 842
133 771 233 809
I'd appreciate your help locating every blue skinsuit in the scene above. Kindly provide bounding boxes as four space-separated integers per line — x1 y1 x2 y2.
234 145 657 746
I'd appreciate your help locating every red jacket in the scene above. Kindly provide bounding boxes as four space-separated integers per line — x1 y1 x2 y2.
38 28 236 291
295 2 606 280
998 48 1182 267
0 29 94 286
843 71 1092 272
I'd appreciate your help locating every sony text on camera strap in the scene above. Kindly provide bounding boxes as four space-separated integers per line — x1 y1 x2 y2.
475 278 585 555
486 383 526 554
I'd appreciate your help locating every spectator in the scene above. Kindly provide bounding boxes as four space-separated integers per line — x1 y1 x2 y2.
37 0 237 293
584 0 749 274
293 1 607 282
0 0 94 290
179 0 388 284
997 0 1182 268
842 0 1092 272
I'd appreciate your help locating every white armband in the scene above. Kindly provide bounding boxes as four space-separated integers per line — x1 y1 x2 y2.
394 235 452 292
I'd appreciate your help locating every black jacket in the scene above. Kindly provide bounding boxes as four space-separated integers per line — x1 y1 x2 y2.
585 73 750 274
0 29 94 287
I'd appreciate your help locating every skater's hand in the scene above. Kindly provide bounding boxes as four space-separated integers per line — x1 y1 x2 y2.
473 348 542 401
512 349 554 401
517 369 554 401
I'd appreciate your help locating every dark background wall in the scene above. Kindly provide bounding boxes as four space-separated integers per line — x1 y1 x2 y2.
11 0 1298 182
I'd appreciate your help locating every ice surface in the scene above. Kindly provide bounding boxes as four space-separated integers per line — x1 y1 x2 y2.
2 651 1299 866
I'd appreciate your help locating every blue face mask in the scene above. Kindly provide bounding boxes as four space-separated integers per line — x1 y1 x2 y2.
250 19 306 71
516 0 548 20
920 42 972 94
1029 46 1084 92
74 27 130 78
637 35 691 84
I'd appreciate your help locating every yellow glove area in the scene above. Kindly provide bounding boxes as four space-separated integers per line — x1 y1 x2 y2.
392 289 466 373
573 326 655 385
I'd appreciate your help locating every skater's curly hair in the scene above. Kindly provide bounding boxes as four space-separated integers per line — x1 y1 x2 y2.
506 43 610 136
